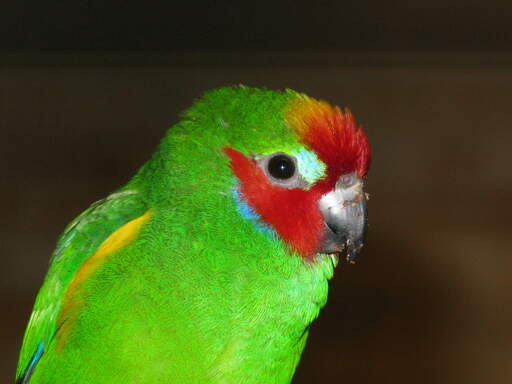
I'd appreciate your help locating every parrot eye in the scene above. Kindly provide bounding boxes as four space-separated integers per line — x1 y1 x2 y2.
257 152 306 189
267 154 296 180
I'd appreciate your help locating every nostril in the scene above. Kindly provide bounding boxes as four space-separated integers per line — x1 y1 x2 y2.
338 173 356 189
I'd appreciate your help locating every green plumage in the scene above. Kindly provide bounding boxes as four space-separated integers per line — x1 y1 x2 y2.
17 86 338 383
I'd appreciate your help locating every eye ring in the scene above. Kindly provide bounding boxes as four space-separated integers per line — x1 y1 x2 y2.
256 152 305 189
267 154 296 180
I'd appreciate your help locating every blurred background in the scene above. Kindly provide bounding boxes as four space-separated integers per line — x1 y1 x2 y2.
2 1 512 383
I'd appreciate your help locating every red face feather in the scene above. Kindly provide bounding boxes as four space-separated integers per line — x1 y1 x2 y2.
225 147 325 257
225 95 371 259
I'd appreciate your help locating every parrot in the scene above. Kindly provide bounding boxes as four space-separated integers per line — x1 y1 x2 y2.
16 86 371 384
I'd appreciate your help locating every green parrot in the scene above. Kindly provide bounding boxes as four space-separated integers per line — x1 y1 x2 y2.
16 86 371 384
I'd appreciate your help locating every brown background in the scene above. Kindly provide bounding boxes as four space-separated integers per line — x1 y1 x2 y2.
2 2 512 383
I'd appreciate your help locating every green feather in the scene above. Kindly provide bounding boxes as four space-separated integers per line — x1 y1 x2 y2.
17 86 338 384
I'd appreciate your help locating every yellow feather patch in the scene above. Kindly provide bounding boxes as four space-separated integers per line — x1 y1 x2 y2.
285 94 334 137
56 210 153 350
93 210 152 261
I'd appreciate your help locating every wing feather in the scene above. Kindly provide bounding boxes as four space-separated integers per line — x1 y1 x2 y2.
16 189 147 382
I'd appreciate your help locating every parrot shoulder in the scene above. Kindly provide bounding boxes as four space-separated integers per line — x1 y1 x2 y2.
16 189 148 383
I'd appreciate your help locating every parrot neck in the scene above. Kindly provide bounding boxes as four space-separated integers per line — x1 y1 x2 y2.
145 241 336 382
207 254 336 382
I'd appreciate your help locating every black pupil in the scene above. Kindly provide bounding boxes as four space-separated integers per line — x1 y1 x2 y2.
268 155 295 180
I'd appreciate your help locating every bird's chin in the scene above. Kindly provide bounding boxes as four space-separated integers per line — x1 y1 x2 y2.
318 237 367 267
317 247 345 268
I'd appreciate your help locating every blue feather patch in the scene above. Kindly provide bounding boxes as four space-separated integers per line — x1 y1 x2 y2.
18 342 44 384
293 148 326 184
231 185 278 239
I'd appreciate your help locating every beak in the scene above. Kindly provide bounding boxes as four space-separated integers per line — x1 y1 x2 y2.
318 173 368 263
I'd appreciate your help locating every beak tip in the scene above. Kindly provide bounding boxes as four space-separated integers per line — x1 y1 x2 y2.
346 242 364 263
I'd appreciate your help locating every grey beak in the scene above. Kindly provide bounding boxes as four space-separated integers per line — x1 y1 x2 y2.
318 173 368 262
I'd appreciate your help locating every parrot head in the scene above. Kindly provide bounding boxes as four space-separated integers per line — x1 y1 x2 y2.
223 91 370 263
141 86 371 263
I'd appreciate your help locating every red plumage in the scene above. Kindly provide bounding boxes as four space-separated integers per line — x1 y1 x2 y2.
298 107 371 183
225 148 324 258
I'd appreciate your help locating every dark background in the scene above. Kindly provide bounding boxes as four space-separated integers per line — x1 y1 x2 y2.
2 1 512 383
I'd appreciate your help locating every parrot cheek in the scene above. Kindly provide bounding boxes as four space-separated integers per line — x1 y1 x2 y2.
225 147 369 261
226 147 325 259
